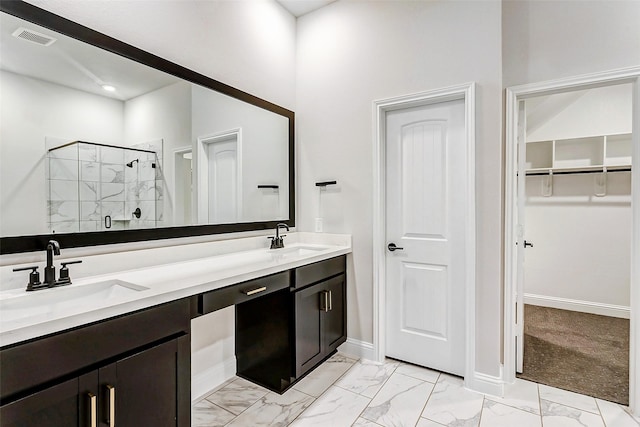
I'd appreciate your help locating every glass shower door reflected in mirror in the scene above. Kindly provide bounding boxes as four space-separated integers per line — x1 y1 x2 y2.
47 141 161 233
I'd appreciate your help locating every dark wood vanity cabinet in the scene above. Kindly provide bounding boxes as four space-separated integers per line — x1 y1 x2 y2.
0 299 191 427
97 337 189 427
235 255 347 393
293 270 347 378
0 254 348 424
0 377 85 427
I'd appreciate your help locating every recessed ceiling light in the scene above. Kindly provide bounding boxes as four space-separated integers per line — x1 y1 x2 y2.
102 84 116 92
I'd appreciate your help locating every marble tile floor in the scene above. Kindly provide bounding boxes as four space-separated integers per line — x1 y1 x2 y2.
192 353 640 427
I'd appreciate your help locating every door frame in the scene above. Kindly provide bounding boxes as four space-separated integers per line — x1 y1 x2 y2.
503 66 640 412
372 83 483 391
172 145 193 226
196 128 243 224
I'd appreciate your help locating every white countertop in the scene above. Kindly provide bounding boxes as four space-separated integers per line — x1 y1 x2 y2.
0 233 351 348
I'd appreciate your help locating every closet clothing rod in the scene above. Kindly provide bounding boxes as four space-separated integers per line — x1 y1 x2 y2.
525 168 631 177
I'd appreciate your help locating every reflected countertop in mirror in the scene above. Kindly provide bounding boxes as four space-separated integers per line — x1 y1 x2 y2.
0 2 294 253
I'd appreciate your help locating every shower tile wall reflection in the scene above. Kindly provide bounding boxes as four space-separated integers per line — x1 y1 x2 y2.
48 141 161 233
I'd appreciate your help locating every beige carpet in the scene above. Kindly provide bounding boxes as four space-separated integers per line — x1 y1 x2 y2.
517 304 629 405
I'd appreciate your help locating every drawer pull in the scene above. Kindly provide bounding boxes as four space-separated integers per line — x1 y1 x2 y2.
88 393 97 427
107 384 115 427
243 286 267 296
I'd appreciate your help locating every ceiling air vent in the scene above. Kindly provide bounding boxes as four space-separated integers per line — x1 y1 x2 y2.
12 27 57 46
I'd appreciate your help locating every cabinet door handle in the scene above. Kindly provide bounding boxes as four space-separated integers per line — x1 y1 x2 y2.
106 384 115 427
88 392 97 427
243 286 267 296
320 291 330 312
328 290 332 311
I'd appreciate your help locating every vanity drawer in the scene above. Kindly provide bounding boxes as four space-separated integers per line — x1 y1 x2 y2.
198 271 291 314
293 255 346 290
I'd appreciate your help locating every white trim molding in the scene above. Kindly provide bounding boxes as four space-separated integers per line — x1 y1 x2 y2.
172 145 193 226
467 367 504 398
503 66 640 414
338 338 375 361
372 83 483 392
191 356 236 403
524 294 630 319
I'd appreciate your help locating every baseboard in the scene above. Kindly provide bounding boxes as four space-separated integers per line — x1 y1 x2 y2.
338 338 375 361
465 367 504 397
192 356 236 402
524 293 630 319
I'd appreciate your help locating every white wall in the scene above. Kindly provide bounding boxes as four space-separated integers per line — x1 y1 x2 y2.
525 174 631 309
296 1 503 377
191 86 289 223
23 0 297 387
124 81 192 226
526 84 633 142
0 70 124 237
503 0 640 88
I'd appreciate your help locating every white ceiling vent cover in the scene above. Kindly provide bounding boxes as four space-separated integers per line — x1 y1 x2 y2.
12 27 57 46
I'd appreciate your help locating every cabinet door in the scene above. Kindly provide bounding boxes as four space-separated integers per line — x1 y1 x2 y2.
99 339 179 427
0 376 89 427
323 274 347 351
294 274 347 378
294 281 325 377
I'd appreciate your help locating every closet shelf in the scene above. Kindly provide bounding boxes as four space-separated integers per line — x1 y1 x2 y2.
525 164 631 176
525 133 632 175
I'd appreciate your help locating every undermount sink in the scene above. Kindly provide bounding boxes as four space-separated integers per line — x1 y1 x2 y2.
269 245 327 258
0 279 148 325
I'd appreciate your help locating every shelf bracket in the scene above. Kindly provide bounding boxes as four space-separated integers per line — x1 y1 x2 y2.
594 166 607 197
541 170 553 197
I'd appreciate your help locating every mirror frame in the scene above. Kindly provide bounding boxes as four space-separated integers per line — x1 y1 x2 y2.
0 1 295 255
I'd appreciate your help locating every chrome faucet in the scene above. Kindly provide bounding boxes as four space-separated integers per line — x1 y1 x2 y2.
269 223 289 249
44 239 60 286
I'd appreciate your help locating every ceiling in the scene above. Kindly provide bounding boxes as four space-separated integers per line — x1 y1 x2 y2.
0 12 178 101
0 1 336 102
277 0 336 17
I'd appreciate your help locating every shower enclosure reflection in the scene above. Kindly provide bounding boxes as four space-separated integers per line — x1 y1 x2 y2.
47 141 161 233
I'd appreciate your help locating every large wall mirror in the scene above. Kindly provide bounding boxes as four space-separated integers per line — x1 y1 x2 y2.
0 1 295 254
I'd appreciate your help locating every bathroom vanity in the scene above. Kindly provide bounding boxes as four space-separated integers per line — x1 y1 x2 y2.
0 238 350 427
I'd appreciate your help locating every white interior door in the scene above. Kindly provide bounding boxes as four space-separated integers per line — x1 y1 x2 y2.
516 100 527 373
196 129 242 224
207 138 238 223
385 98 466 376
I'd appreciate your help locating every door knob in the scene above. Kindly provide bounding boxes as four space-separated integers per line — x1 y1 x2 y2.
516 240 534 248
387 243 404 252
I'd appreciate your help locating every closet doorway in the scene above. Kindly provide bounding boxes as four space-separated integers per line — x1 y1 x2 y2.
504 68 640 411
521 84 632 404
